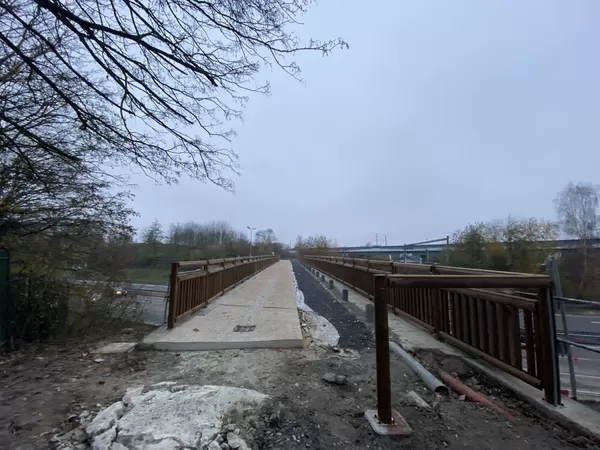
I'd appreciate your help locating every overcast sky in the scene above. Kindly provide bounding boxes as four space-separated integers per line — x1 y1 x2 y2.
129 0 600 247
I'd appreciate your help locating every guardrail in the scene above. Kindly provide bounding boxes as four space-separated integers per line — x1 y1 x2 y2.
517 291 600 400
302 255 560 406
167 255 279 329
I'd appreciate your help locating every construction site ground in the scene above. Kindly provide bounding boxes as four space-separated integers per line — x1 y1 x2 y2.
1 262 598 449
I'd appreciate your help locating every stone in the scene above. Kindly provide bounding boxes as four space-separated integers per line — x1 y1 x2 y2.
220 444 230 450
70 428 87 443
92 426 116 450
269 413 280 427
334 375 348 385
144 438 181 449
93 358 105 363
86 402 125 437
226 432 244 449
322 372 336 383
122 328 135 334
114 385 267 449
323 373 347 385
208 440 222 450
110 444 128 450
79 411 90 420
122 386 145 407
406 391 431 410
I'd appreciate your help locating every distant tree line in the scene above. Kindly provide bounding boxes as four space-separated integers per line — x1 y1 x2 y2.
294 234 337 254
123 220 289 270
443 182 600 299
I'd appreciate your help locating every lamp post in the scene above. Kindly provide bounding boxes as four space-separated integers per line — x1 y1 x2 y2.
247 226 256 257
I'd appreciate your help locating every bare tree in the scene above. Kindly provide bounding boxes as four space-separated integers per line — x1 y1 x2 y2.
0 0 346 189
255 228 276 245
555 182 600 296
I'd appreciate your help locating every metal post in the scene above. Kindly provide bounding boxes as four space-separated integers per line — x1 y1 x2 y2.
445 236 450 265
247 226 255 257
167 262 180 329
548 257 576 399
373 275 392 423
539 286 560 405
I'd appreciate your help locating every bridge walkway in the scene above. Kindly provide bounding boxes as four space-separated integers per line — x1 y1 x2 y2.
141 260 303 351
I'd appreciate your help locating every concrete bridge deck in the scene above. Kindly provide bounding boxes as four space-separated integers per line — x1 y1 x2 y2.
141 260 303 351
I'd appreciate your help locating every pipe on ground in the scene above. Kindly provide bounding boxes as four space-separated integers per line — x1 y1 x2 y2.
389 342 449 395
438 370 516 423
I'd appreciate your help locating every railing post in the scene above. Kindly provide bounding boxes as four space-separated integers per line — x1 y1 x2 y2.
233 259 238 286
366 260 372 298
204 264 209 303
168 262 180 329
221 260 226 294
538 286 560 405
373 274 392 423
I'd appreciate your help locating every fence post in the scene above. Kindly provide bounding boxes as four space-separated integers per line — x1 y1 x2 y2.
167 262 180 329
0 250 11 344
233 259 238 286
373 274 392 423
538 286 560 405
221 260 226 294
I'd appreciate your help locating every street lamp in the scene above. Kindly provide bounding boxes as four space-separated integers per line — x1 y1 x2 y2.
247 226 256 256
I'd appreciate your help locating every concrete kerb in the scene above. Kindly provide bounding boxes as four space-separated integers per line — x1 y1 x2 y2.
301 262 600 443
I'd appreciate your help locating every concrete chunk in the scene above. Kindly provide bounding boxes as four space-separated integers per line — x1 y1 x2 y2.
406 390 431 410
92 426 116 450
86 402 124 437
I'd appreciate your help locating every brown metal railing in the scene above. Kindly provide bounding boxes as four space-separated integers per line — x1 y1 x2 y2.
168 255 279 329
302 255 560 406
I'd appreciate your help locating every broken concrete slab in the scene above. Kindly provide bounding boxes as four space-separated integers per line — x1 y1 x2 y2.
86 402 125 437
92 426 116 450
88 383 268 450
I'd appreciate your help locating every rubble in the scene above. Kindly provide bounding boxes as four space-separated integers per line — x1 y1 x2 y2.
51 383 267 450
322 372 348 385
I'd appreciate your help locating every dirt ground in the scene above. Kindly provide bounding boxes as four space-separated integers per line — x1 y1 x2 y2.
1 265 599 449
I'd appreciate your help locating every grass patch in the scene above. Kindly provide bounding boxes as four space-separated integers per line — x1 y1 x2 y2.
125 267 170 285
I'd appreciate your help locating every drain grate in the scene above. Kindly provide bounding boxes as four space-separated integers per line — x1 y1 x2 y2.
233 325 256 332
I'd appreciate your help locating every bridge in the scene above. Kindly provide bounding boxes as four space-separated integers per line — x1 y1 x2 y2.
337 238 600 262
139 253 600 442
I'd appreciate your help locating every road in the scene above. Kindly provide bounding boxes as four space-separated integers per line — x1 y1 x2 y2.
130 283 168 293
556 314 600 335
558 346 600 399
128 288 167 325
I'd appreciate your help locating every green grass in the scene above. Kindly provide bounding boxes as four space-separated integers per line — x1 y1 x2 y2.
125 267 170 285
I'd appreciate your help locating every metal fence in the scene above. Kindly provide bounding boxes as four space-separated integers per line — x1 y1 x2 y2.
0 250 10 344
302 255 561 405
167 255 279 329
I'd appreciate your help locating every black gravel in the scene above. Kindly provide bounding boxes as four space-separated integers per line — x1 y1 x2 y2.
292 260 373 350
